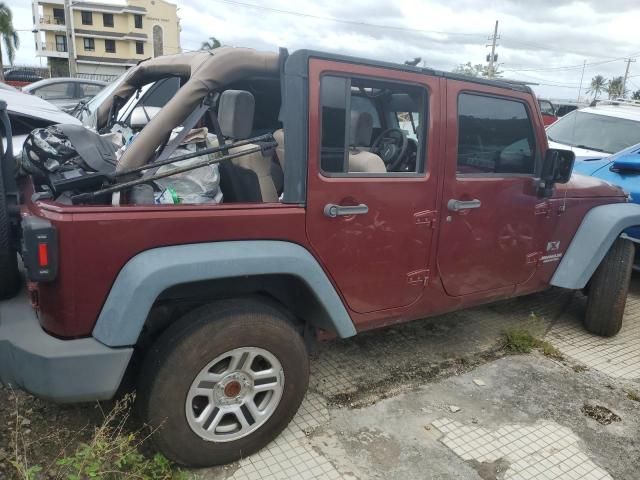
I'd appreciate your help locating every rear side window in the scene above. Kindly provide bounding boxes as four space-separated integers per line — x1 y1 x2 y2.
457 93 537 175
33 82 74 101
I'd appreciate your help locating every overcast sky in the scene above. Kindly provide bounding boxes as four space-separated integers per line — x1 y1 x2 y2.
7 0 640 100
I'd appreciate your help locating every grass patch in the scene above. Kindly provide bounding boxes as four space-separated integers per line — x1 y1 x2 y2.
502 326 564 360
503 327 539 353
9 392 191 480
626 390 640 402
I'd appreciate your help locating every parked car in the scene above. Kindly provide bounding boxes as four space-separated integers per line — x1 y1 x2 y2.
573 142 640 254
555 102 583 117
1 48 639 469
23 78 107 113
538 98 557 126
0 87 81 153
3 68 44 88
547 100 640 161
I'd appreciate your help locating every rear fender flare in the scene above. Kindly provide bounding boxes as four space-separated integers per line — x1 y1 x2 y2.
92 241 356 347
551 203 640 289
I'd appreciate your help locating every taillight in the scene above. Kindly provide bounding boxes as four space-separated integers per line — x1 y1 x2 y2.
21 217 58 282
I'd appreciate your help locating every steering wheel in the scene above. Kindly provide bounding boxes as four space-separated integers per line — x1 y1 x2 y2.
371 128 408 171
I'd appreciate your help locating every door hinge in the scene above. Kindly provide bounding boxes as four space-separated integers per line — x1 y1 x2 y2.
526 251 542 265
534 201 552 218
407 269 430 286
414 210 438 228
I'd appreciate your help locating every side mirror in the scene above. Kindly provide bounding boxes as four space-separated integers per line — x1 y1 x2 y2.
611 153 640 173
538 148 575 197
129 106 161 129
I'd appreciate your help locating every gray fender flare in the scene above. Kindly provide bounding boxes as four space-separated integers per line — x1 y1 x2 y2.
551 203 640 289
92 241 356 347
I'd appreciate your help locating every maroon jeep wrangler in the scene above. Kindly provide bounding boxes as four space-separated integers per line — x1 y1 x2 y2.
0 47 638 468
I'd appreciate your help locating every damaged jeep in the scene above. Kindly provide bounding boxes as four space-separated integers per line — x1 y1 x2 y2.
1 47 639 468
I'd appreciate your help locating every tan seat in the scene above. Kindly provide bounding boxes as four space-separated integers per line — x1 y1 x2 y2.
273 128 285 170
217 90 278 202
348 111 386 173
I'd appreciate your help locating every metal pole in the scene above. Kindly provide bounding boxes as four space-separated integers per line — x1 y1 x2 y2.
623 58 636 98
487 20 499 79
576 60 586 104
64 0 77 76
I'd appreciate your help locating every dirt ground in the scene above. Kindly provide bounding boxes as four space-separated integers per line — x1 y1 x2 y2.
1 279 639 479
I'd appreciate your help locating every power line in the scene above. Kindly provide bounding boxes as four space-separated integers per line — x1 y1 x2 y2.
503 53 640 73
210 0 488 37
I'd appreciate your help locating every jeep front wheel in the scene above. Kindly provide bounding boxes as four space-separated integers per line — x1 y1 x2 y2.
584 238 634 337
137 299 309 467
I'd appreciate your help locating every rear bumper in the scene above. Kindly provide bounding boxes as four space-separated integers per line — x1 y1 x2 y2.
0 286 133 403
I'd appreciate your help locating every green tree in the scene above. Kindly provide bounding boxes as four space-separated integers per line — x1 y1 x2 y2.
0 3 19 81
452 62 485 77
632 89 640 101
606 76 627 99
452 61 502 78
200 36 221 51
586 75 606 100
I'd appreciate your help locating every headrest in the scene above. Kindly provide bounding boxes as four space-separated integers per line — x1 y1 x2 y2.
350 111 373 147
218 90 255 140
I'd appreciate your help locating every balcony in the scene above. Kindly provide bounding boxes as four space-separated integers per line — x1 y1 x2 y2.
37 14 66 31
37 41 69 58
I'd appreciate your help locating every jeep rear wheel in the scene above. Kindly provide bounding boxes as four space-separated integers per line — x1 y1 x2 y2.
584 238 634 337
137 299 309 467
0 152 19 299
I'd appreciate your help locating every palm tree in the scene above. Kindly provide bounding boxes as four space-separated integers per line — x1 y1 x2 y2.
586 75 606 100
606 76 626 99
200 36 221 51
0 3 19 81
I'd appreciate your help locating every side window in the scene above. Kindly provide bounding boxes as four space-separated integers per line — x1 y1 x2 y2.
457 93 537 175
34 83 74 101
539 100 554 116
78 83 103 99
142 77 181 108
320 75 427 175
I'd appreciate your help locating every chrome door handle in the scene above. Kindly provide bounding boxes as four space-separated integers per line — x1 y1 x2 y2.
447 199 482 212
324 203 369 218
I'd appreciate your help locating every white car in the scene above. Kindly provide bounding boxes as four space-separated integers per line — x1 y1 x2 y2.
546 100 640 161
0 88 81 154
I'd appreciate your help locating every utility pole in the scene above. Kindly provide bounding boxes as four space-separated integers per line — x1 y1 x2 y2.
63 0 77 77
486 20 500 79
577 60 586 103
622 57 636 98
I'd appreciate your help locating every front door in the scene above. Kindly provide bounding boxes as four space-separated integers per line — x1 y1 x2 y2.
305 59 441 314
437 81 546 296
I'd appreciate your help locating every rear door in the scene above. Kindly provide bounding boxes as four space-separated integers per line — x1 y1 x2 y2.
437 81 546 296
305 59 442 314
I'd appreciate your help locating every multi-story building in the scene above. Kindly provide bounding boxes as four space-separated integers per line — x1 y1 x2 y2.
32 0 181 79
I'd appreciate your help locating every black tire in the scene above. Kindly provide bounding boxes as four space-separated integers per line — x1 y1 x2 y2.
137 298 309 467
584 238 634 337
0 161 19 299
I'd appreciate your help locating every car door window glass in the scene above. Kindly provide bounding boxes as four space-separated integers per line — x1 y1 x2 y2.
457 93 537 175
539 100 554 116
34 83 74 101
78 83 103 99
320 75 427 176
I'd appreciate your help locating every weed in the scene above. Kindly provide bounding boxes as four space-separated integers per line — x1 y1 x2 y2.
502 327 539 353
626 390 640 402
502 327 564 360
540 341 564 361
9 392 191 480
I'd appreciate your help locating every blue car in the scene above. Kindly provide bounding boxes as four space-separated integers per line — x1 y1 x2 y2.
573 143 640 250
